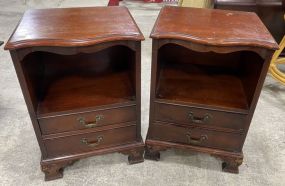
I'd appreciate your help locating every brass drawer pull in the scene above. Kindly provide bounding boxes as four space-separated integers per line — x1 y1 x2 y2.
188 112 212 124
186 132 208 145
80 136 103 147
77 115 104 128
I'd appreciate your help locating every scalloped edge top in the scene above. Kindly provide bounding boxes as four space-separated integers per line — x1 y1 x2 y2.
150 6 278 51
5 6 144 50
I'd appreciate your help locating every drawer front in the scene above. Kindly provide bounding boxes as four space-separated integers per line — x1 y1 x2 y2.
39 106 136 134
44 125 137 157
155 103 246 131
149 122 243 152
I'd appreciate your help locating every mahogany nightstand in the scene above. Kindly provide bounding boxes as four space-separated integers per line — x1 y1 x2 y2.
4 7 145 181
145 6 278 173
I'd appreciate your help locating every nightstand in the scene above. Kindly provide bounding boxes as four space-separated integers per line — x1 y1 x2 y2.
5 6 145 181
145 6 278 173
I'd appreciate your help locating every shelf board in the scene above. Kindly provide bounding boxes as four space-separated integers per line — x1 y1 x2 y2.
157 66 249 111
37 71 135 116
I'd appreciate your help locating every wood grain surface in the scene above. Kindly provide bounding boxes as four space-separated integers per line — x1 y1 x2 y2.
151 6 278 50
5 6 144 50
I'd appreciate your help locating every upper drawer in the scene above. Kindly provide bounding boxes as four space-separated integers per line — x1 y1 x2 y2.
39 105 136 135
155 103 246 132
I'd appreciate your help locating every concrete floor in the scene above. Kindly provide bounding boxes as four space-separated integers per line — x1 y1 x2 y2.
0 0 284 185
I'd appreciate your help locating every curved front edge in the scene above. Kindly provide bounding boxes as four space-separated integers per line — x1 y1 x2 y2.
157 39 270 59
13 40 140 61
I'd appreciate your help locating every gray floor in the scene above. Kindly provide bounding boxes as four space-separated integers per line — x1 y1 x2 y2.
0 0 284 185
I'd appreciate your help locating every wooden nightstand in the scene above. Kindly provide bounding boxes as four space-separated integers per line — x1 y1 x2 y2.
4 6 145 181
145 6 278 173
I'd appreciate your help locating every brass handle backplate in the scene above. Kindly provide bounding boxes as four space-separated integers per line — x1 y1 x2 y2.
80 136 103 147
186 132 208 145
77 115 104 128
188 112 212 124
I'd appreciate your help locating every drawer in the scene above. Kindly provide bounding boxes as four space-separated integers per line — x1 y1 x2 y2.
39 106 136 134
155 103 246 131
149 122 243 152
44 125 137 157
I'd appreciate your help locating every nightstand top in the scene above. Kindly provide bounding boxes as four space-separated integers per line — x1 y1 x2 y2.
5 6 144 50
151 6 278 50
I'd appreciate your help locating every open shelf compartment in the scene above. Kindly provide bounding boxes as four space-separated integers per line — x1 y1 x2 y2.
21 45 136 116
156 44 264 111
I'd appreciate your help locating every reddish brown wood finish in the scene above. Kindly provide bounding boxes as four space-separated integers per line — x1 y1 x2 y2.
44 124 137 158
155 103 247 132
5 7 144 181
149 122 243 152
145 6 278 173
151 6 278 50
39 105 136 135
4 6 144 50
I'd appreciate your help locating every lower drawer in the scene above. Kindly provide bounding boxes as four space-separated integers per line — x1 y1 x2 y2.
44 125 137 157
149 122 243 152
